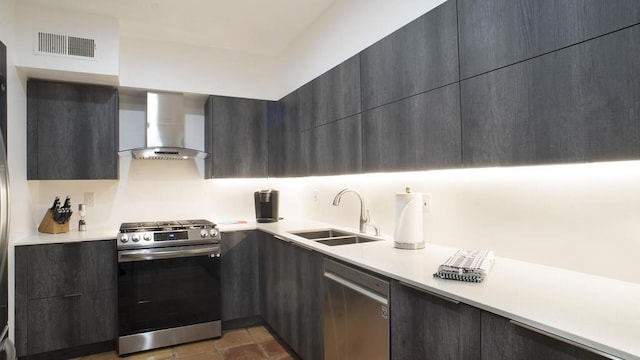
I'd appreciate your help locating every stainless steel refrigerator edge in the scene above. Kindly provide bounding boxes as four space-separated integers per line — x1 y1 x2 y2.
0 39 14 360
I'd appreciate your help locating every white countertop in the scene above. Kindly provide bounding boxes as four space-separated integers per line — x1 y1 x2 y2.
258 219 640 360
16 219 640 359
14 228 119 245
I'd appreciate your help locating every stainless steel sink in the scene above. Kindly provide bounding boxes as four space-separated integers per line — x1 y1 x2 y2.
289 229 353 240
316 236 379 246
288 229 382 246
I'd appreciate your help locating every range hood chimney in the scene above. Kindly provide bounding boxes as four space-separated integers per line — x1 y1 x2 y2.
129 92 207 160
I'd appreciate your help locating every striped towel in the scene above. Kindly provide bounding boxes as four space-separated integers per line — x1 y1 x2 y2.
433 249 495 283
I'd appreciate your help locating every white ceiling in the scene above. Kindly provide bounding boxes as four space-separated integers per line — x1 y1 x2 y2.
26 0 339 57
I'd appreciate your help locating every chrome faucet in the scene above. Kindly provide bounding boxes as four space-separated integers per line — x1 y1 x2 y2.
332 188 380 236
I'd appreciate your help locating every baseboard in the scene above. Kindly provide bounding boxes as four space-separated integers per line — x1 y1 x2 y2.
222 316 264 331
19 340 115 360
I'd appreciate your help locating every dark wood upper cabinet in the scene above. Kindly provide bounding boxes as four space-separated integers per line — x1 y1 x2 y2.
205 95 274 178
458 0 640 79
294 55 361 132
360 0 458 111
269 92 303 177
308 55 361 129
461 26 640 167
27 80 118 180
301 114 362 176
362 83 461 172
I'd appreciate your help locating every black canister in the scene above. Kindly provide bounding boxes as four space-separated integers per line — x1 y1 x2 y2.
254 189 279 223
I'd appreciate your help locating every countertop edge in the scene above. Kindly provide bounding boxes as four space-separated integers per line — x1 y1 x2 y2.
13 219 640 360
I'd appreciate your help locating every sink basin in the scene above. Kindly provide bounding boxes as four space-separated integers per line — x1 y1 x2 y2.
288 229 382 246
289 229 353 240
316 236 379 246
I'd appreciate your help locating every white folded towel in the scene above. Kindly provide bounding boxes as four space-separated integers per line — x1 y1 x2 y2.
433 249 495 283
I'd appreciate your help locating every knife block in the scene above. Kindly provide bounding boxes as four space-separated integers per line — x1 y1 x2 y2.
38 209 70 234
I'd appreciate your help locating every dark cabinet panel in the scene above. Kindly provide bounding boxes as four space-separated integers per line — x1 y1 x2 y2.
269 94 303 177
462 26 640 167
259 232 288 337
15 241 116 357
220 231 260 322
481 312 607 360
308 55 361 129
259 234 323 360
28 295 84 354
301 114 362 175
27 80 118 180
362 84 461 172
391 281 480 360
205 95 273 178
15 246 28 355
288 242 324 360
458 0 640 79
295 55 361 131
26 241 115 299
361 0 458 110
27 290 115 355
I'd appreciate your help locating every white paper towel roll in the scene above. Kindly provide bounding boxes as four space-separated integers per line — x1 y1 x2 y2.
394 188 425 249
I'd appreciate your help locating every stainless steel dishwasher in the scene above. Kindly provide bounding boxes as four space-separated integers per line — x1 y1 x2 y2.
323 258 389 360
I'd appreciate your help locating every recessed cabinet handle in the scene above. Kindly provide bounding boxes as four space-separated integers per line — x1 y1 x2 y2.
398 281 460 305
509 320 621 360
273 235 290 243
62 293 83 298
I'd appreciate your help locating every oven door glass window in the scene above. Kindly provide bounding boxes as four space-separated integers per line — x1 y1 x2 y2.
118 254 221 336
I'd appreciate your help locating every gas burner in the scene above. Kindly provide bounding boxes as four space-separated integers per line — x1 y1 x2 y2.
117 219 219 250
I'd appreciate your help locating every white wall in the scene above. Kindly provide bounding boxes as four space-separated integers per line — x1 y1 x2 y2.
302 162 640 284
275 0 447 97
119 37 279 100
13 1 119 81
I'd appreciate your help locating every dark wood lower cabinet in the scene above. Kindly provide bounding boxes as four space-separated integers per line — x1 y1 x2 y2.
15 241 116 358
27 290 115 355
220 231 261 327
391 280 481 360
481 311 609 360
260 233 324 360
14 233 618 360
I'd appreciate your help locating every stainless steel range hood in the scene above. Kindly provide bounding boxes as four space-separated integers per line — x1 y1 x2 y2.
129 92 207 160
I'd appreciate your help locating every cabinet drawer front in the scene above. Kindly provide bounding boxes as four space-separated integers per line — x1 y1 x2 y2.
26 240 115 299
27 295 84 354
26 289 116 355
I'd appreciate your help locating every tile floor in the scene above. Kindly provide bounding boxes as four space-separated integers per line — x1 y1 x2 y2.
74 326 294 360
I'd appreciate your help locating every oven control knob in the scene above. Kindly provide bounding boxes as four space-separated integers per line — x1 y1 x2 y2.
143 233 152 241
209 229 219 238
120 234 129 243
200 229 209 238
132 234 141 242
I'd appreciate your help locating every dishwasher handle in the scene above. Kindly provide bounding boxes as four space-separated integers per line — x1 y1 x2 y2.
324 271 388 305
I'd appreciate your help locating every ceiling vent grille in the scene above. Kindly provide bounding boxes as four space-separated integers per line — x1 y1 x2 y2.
35 32 97 59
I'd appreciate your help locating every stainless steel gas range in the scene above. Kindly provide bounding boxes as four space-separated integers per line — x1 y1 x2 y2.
116 219 221 356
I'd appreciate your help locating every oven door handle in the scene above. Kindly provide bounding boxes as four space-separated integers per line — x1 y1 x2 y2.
118 245 220 262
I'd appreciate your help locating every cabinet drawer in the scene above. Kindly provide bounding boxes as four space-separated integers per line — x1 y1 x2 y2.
26 240 115 299
26 289 116 355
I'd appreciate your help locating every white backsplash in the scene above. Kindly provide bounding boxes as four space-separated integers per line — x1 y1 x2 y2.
31 160 640 284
